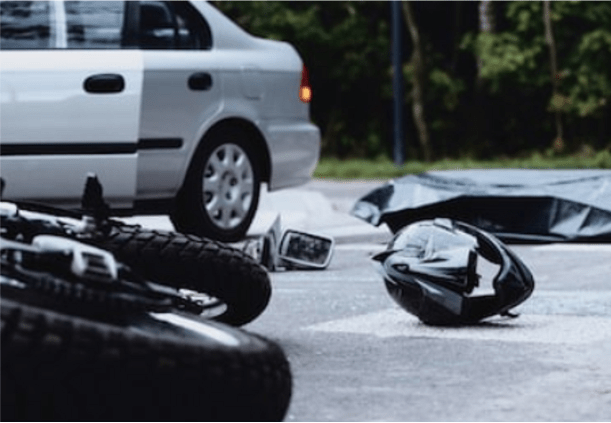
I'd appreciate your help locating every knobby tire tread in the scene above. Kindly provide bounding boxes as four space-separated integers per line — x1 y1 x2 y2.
92 224 271 326
0 297 292 421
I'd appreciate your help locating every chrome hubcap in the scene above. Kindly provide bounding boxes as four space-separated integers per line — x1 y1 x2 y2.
202 143 254 230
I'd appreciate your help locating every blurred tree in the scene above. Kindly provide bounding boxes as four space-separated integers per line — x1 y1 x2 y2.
212 1 610 160
463 1 611 153
213 1 393 158
476 1 495 82
401 1 431 161
543 0 563 150
474 0 496 157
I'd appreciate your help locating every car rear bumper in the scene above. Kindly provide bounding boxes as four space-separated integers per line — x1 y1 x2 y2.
264 120 321 191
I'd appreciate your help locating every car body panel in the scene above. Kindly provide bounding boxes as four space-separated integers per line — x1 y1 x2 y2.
0 155 139 208
137 50 223 199
0 0 320 214
0 49 143 205
262 119 320 190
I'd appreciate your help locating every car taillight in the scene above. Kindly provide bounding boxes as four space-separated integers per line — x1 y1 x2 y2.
299 65 312 103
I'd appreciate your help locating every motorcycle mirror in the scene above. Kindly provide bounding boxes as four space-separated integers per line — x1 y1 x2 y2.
278 230 334 270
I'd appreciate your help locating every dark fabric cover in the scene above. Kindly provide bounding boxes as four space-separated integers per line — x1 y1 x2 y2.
351 169 611 243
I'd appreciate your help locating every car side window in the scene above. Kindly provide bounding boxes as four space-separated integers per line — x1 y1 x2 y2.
0 1 53 50
0 1 130 50
139 1 211 50
64 1 126 49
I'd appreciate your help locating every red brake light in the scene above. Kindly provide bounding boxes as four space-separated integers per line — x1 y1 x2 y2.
299 65 312 103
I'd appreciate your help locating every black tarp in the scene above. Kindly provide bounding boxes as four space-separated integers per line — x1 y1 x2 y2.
351 169 611 243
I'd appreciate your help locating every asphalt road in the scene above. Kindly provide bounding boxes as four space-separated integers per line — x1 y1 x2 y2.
242 179 611 422
127 178 611 421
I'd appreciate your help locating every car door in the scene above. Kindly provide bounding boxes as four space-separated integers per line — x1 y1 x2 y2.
135 0 222 200
0 1 142 208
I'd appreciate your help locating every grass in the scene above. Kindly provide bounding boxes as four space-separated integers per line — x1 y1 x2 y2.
313 149 611 179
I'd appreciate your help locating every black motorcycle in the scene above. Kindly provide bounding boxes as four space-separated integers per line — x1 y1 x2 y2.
1 228 291 421
1 175 271 326
0 176 291 420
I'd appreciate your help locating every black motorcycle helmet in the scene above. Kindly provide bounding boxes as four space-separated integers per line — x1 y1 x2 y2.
373 218 534 326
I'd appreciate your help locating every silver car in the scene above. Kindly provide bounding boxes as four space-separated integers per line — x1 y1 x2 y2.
0 0 320 241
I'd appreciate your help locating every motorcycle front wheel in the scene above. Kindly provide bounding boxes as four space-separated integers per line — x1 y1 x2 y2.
1 291 292 421
91 223 271 326
4 201 272 326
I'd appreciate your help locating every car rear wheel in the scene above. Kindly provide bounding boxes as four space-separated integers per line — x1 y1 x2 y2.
171 127 261 242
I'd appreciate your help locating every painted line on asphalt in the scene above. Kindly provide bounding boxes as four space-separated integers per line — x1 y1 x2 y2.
305 308 611 345
335 243 387 252
532 244 611 252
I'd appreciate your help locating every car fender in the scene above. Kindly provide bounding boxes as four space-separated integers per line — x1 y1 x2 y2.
176 103 270 190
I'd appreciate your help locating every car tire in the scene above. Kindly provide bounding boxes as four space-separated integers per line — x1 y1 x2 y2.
1 295 292 421
171 127 261 242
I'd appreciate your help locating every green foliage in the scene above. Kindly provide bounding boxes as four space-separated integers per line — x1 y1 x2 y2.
564 29 611 117
467 1 611 121
428 68 465 112
213 1 611 161
214 1 392 158
466 31 545 89
314 149 611 180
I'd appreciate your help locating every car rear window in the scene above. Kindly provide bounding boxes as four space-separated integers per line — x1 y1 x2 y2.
139 1 211 50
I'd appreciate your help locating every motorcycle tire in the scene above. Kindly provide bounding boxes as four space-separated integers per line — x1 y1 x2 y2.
90 224 271 326
4 202 271 326
1 295 292 421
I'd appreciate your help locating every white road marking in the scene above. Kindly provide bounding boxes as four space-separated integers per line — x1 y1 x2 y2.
305 308 611 345
274 288 310 294
532 244 611 253
335 243 387 252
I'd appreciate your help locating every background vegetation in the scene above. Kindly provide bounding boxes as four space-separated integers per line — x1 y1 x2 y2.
214 1 611 163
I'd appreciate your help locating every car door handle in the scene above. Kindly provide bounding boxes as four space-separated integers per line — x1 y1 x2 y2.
83 74 125 94
188 72 213 91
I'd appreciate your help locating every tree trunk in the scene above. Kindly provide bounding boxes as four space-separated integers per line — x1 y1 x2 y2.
476 0 495 85
401 0 431 161
474 0 495 157
450 2 462 74
543 0 564 150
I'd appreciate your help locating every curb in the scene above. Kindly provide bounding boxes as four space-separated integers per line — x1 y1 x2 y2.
249 187 391 245
122 186 391 245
